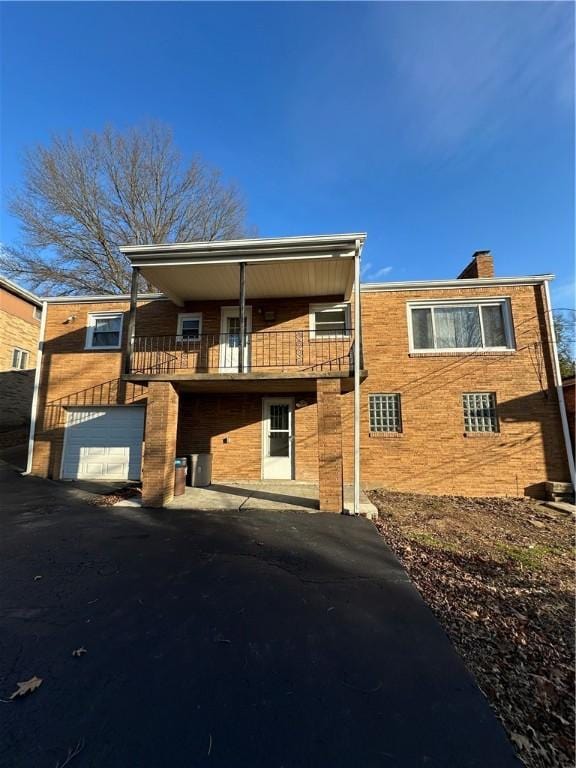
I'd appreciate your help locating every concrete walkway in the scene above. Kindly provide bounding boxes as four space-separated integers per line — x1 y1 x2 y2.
166 481 378 517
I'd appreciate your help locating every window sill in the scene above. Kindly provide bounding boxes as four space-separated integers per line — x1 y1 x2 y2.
463 432 501 438
369 431 403 438
409 350 515 358
84 346 122 351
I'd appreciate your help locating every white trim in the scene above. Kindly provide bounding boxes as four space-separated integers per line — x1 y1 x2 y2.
309 302 351 340
120 232 367 256
543 280 575 489
361 275 554 292
85 311 124 350
11 347 30 370
406 298 515 354
353 240 362 516
129 253 354 268
44 293 165 304
25 300 48 475
261 397 295 480
177 312 203 338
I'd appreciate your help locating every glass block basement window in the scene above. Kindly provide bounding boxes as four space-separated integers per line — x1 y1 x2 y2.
369 394 402 433
463 392 499 433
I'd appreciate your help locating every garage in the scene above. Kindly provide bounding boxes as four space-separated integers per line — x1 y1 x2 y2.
61 407 145 481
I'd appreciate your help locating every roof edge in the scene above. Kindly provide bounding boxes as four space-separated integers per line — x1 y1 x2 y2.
0 275 43 307
361 275 554 292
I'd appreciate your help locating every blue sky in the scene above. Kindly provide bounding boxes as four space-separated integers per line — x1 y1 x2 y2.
0 1 574 308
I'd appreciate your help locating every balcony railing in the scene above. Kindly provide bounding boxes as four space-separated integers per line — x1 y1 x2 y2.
128 330 354 376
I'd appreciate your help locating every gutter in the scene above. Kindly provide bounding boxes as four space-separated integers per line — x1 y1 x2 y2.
25 300 48 475
543 280 575 489
361 275 554 291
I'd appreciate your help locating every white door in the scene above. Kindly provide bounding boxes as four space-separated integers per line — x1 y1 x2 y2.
61 407 144 481
262 398 294 480
219 307 252 371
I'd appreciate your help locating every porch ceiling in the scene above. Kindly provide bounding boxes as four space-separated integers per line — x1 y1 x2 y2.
120 233 365 304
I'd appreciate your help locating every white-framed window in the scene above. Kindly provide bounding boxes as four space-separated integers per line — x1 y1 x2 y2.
177 313 202 340
463 392 499 433
408 299 514 352
85 312 123 349
369 393 402 433
309 303 351 339
33 306 42 321
12 348 30 370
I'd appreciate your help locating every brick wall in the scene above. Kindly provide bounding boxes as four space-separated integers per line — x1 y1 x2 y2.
30 284 569 499
0 306 40 371
341 283 569 497
177 392 318 482
142 382 179 507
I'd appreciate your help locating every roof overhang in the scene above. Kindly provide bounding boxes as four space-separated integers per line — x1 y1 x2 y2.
120 233 366 303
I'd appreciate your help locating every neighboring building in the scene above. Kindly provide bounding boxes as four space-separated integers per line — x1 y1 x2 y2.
0 276 43 441
27 234 573 511
562 376 575 454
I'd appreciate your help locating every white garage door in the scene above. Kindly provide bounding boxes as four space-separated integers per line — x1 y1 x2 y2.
62 407 145 481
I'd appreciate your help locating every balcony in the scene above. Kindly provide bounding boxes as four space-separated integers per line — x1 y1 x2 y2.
127 330 355 378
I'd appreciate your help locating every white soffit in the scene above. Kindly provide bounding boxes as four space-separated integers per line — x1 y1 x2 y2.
140 258 355 301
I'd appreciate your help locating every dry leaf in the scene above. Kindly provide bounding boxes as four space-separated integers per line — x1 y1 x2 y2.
9 676 43 699
72 647 87 657
33 575 42 581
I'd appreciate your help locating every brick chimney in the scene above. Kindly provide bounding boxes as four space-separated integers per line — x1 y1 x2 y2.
457 250 494 279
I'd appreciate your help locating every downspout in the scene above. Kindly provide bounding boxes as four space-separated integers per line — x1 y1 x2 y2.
543 279 575 488
25 300 48 475
353 239 363 514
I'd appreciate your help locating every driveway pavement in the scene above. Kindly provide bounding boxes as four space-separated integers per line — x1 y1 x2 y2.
0 463 520 767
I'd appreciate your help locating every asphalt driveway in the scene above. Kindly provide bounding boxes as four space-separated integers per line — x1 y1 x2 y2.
0 463 520 768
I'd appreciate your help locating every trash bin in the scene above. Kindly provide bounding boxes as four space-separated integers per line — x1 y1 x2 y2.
187 453 212 487
174 457 187 496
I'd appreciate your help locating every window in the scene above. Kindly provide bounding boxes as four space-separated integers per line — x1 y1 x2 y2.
12 348 30 370
177 313 202 340
409 300 513 352
33 306 42 321
369 394 402 433
309 303 350 339
86 313 123 349
463 392 499 433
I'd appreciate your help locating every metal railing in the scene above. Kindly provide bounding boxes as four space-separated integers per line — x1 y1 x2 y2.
129 330 354 375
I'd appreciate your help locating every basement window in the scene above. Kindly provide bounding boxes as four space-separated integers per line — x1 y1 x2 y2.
369 393 402 433
12 348 30 370
86 312 123 349
408 299 514 352
463 392 499 433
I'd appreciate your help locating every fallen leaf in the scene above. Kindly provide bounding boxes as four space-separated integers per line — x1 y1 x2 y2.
9 676 43 699
33 576 42 581
72 647 87 657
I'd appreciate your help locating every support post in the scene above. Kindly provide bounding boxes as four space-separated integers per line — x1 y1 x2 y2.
353 240 362 515
238 261 247 373
125 266 139 375
141 382 179 507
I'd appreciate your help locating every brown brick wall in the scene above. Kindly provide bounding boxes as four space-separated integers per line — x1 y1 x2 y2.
317 378 344 512
176 393 318 482
142 382 179 507
341 283 569 497
30 284 569 500
0 306 40 371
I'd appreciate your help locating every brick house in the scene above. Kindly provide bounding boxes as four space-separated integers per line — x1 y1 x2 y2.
26 234 574 511
0 276 43 442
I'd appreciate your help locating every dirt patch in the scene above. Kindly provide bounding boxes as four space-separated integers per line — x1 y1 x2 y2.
368 488 575 768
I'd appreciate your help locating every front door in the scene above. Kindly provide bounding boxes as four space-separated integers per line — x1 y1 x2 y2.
219 307 252 371
262 398 294 480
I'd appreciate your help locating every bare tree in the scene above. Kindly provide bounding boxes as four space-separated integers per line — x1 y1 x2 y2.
554 310 576 379
1 123 250 294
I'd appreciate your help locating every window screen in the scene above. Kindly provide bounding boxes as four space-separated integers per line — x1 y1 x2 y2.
369 394 402 433
463 393 499 433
